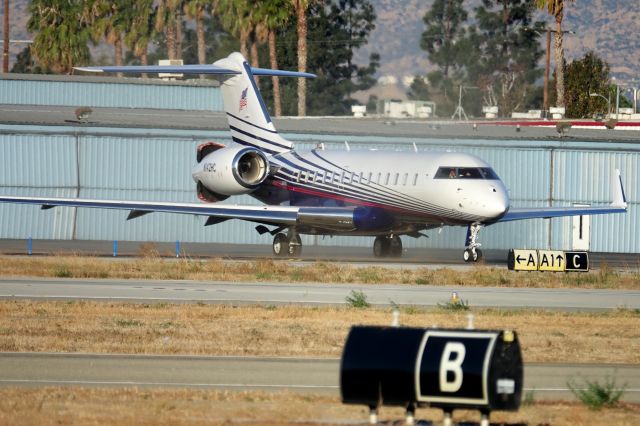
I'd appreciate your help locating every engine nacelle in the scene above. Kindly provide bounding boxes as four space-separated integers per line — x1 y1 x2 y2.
192 146 270 197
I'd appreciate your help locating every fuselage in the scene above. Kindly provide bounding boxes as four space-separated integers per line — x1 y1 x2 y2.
246 149 510 234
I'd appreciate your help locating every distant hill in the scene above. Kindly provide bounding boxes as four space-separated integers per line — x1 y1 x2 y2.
354 0 639 86
4 0 638 84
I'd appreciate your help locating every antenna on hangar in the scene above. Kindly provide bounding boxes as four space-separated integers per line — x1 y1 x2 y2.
451 85 478 121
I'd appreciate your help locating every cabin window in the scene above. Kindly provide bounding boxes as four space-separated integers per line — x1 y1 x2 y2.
393 173 399 185
384 173 390 185
367 172 372 183
402 173 408 186
376 173 382 184
413 173 418 186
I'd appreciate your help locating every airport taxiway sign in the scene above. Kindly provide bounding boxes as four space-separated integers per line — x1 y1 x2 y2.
508 249 538 271
538 250 565 272
565 251 589 272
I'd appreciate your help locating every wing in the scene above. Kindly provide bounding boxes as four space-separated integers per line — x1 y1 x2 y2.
0 196 300 226
497 169 628 222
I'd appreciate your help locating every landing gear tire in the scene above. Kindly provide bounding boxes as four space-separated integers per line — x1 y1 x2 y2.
288 234 302 257
373 236 391 258
463 248 483 263
272 233 289 257
373 235 403 258
389 236 403 257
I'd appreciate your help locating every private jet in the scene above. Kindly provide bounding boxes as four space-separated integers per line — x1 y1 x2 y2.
0 53 628 261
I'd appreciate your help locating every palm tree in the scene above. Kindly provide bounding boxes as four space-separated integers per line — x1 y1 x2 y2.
27 0 93 74
535 0 574 108
124 0 154 77
219 0 252 58
184 0 218 68
156 0 181 59
291 0 314 116
256 0 292 116
91 0 131 76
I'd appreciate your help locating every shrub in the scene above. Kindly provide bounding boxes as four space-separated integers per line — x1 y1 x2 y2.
568 376 625 410
346 290 370 308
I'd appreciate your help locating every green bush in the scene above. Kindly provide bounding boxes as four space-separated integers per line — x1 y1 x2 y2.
568 376 625 410
346 290 370 308
438 298 469 311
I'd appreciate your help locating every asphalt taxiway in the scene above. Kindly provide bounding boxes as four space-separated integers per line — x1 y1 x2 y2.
1 240 638 270
1 353 638 402
1 278 639 310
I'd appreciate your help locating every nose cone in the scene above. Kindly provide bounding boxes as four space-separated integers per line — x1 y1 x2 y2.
192 162 204 183
490 187 510 219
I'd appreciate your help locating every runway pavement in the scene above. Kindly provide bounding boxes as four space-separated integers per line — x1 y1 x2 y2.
0 239 638 270
1 353 638 402
1 278 638 310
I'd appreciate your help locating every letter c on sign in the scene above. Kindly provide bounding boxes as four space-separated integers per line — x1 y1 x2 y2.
439 342 466 392
572 254 581 269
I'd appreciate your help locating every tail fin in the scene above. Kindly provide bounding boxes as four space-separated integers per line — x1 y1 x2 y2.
74 52 315 155
213 53 295 154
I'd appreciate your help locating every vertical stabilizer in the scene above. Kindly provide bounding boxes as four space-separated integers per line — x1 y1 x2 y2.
213 53 294 154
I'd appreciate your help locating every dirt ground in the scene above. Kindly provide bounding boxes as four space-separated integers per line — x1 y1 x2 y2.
0 387 638 425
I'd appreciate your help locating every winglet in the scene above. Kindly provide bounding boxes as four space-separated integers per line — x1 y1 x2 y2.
611 169 628 209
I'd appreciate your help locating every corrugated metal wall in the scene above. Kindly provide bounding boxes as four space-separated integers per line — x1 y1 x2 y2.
0 76 223 111
0 128 637 252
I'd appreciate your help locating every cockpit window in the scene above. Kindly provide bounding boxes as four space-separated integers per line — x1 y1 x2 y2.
434 167 499 180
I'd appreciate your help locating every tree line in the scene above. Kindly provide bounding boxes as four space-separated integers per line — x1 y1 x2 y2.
17 0 379 117
411 0 624 118
14 0 624 118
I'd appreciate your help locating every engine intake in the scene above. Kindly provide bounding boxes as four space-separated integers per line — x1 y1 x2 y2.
192 146 270 197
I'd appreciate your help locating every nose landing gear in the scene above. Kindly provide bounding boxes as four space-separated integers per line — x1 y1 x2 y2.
373 235 403 258
272 229 302 257
463 223 483 262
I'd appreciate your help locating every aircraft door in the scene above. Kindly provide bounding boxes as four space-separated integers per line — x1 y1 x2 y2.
572 205 591 251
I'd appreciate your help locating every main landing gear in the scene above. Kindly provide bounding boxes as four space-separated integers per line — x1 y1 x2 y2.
463 222 483 262
272 229 302 257
373 235 403 258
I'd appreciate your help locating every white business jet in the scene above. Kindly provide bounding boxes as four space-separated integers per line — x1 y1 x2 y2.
0 53 628 261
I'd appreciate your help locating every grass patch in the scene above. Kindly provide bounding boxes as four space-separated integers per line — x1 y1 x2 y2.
569 376 626 410
345 290 370 308
54 266 72 278
438 293 470 311
1 255 639 289
115 319 143 328
1 301 637 363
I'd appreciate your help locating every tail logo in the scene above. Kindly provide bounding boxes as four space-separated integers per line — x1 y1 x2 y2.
239 87 248 111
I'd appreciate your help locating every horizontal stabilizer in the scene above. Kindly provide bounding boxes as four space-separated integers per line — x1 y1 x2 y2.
74 64 316 79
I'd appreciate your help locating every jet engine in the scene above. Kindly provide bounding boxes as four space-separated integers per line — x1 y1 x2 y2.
192 143 270 201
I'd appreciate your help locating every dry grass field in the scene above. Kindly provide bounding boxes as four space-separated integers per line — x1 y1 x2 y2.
0 387 638 425
0 301 638 363
1 256 638 424
0 255 639 289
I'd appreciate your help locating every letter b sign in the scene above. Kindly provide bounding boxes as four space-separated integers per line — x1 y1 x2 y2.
440 342 465 392
417 331 496 404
